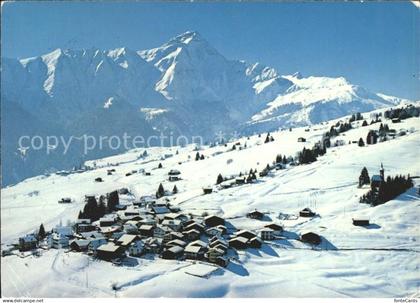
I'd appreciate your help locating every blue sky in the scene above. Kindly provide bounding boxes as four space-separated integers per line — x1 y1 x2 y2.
2 1 419 99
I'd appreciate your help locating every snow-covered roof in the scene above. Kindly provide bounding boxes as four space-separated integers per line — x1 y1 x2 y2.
167 239 186 247
185 245 203 254
168 245 184 254
230 236 248 244
168 169 181 175
117 234 138 246
97 242 121 252
139 224 154 230
190 240 207 247
20 234 37 242
371 175 383 182
152 206 170 214
162 219 181 226
80 231 103 239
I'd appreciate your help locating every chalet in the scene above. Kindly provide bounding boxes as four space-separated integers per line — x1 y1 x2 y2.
161 219 182 231
184 222 205 232
206 227 223 237
248 237 263 248
298 137 306 142
184 245 205 260
74 219 95 233
206 247 225 263
79 231 103 240
58 197 72 203
115 204 127 211
209 238 228 249
118 188 130 195
189 240 207 248
164 231 184 242
299 208 316 217
99 217 116 227
139 216 156 226
116 234 140 247
161 245 184 260
139 225 154 237
18 235 37 251
166 239 187 248
95 177 103 182
70 239 90 252
215 256 229 267
144 237 162 254
264 223 283 234
213 243 228 253
50 233 70 249
229 237 248 250
128 240 144 257
183 229 201 241
260 228 275 240
204 215 225 227
203 187 213 194
151 206 170 215
99 225 122 238
168 169 181 181
76 224 95 233
168 169 181 176
234 230 257 240
123 220 140 233
88 237 107 252
246 210 264 220
96 242 125 260
301 232 321 245
164 213 189 223
352 218 370 226
53 226 74 238
153 225 172 238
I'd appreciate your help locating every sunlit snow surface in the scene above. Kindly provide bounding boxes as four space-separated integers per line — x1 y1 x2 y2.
2 109 420 297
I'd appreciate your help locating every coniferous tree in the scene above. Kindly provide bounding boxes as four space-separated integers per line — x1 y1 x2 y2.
172 185 178 194
195 152 200 161
264 133 270 143
276 154 282 164
358 138 365 147
200 154 205 160
359 167 370 187
158 162 163 169
78 210 84 219
83 196 99 221
107 191 119 212
216 173 224 185
362 120 368 127
98 196 107 218
38 224 46 240
156 183 165 198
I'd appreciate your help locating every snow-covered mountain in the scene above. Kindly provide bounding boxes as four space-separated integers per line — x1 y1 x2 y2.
1 30 412 185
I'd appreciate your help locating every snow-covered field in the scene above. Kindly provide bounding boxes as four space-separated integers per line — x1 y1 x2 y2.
1 108 420 297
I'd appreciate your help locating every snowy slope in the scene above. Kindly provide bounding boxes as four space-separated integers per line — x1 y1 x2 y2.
2 106 419 297
1 30 414 186
246 74 411 133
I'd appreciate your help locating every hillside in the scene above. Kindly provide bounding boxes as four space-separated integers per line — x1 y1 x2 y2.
1 105 419 297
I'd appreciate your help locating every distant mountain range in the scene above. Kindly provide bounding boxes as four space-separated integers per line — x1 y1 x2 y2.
1 31 412 185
